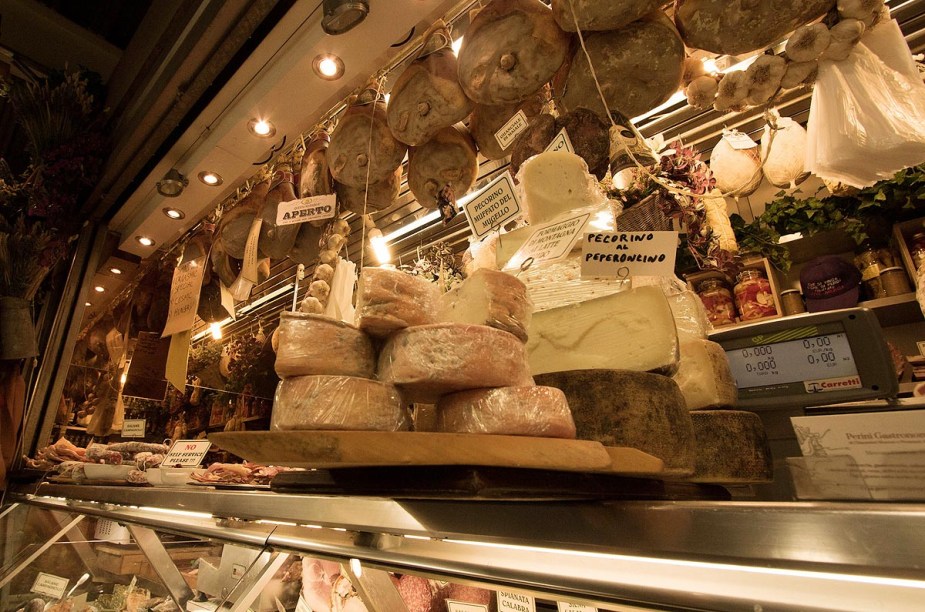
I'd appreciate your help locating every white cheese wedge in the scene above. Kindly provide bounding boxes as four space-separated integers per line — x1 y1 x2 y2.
526 286 680 376
673 339 738 410
520 151 599 225
437 268 533 342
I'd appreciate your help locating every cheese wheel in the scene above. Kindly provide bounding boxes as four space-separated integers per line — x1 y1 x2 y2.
379 324 532 403
688 410 772 483
438 269 533 342
356 267 440 338
535 369 695 475
673 339 738 410
436 386 576 438
520 151 600 225
272 375 409 432
274 312 375 379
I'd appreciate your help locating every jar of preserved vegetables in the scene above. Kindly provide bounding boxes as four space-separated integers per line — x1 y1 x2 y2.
697 278 736 326
734 269 778 321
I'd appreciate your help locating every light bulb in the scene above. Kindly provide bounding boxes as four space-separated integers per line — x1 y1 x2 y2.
370 235 391 265
210 322 223 340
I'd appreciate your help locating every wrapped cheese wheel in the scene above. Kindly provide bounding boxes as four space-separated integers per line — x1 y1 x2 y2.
436 386 576 438
298 131 336 227
761 115 809 188
335 165 402 215
438 268 533 342
457 0 571 105
551 0 662 32
557 12 684 120
328 89 408 188
408 125 478 210
274 312 376 379
259 163 301 259
356 266 439 338
469 86 548 160
379 323 533 403
271 375 410 431
675 0 835 55
387 25 473 146
218 179 269 259
710 133 763 197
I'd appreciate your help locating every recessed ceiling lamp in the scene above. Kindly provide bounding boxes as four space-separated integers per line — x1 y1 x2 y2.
163 207 185 220
109 267 122 275
313 54 345 80
248 118 276 138
85 302 91 307
198 171 223 186
156 168 188 197
94 286 105 293
321 0 369 35
136 236 155 247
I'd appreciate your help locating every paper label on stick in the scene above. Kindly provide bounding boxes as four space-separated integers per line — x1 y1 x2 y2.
495 110 529 150
545 128 574 153
503 212 591 271
122 331 171 401
557 603 597 612
31 572 69 599
165 329 191 392
276 195 336 226
497 591 535 612
242 217 263 284
463 171 522 239
122 419 146 438
163 439 212 467
447 602 489 612
162 255 207 337
724 131 758 150
220 282 236 320
580 231 677 279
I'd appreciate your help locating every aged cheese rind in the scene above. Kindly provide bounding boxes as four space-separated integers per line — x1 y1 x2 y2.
535 369 695 473
275 312 376 379
436 386 576 438
688 410 772 483
673 339 738 410
438 269 533 342
526 286 680 376
356 267 440 338
520 151 600 225
271 375 410 431
379 323 532 403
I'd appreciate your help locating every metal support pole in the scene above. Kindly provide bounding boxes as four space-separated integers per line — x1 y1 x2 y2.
0 515 85 589
46 510 103 580
343 561 410 612
126 524 195 609
218 551 289 612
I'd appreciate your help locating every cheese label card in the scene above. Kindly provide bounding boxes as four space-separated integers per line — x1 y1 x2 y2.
447 602 489 612
31 573 69 599
162 255 208 337
497 591 535 612
545 128 574 154
463 171 522 239
723 131 758 150
277 194 337 226
557 603 597 612
495 110 529 150
163 439 212 467
122 331 171 401
503 213 591 271
581 231 677 279
242 217 263 284
122 419 146 438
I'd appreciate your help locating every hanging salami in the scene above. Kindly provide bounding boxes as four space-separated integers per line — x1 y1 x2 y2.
298 130 336 229
335 165 402 215
258 162 301 260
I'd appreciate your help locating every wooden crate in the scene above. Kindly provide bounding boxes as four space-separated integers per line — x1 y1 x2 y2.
95 543 219 583
685 257 783 326
892 216 925 287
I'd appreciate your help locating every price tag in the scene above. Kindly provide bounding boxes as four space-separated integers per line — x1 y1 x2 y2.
544 128 574 153
503 212 591 271
495 110 529 150
580 231 677 279
276 195 337 226
122 419 146 438
161 256 208 337
463 172 522 239
497 591 535 612
723 130 757 150
163 439 212 467
31 572 69 599
447 601 489 612
557 603 597 612
242 217 263 284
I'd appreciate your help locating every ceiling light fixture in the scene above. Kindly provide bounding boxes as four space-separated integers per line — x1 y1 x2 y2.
156 168 188 197
198 171 223 186
85 302 91 307
248 118 276 138
313 54 345 80
94 286 105 293
136 236 155 247
109 267 122 275
321 0 369 35
163 207 185 220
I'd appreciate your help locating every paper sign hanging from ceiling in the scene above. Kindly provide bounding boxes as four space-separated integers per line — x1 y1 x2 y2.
463 171 522 239
161 255 208 337
122 331 171 401
580 231 677 279
241 217 263 284
276 194 337 226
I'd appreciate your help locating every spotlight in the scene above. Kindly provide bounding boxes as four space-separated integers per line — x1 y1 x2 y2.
163 208 185 220
136 236 155 247
156 168 188 197
198 171 223 186
321 0 369 35
248 118 276 138
313 54 345 80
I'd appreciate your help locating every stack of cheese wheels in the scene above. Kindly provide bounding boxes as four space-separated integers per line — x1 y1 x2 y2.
271 311 410 431
363 266 576 438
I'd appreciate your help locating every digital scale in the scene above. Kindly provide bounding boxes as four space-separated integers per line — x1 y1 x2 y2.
710 308 898 409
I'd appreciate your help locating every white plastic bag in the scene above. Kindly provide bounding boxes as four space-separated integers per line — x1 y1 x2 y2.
806 19 925 188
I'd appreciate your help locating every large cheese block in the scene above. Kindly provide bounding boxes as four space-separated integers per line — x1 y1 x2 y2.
275 312 376 379
673 339 738 410
535 369 695 474
436 386 576 438
688 410 772 483
526 286 680 376
356 267 439 338
520 151 601 225
379 324 533 403
438 269 533 342
668 290 712 340
271 375 410 432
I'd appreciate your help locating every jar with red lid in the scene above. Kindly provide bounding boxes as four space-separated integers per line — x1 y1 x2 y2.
696 279 736 326
734 269 778 321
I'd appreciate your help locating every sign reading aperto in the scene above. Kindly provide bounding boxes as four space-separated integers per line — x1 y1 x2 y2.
276 195 337 226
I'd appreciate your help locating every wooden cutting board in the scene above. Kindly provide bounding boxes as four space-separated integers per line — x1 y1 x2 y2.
208 431 664 476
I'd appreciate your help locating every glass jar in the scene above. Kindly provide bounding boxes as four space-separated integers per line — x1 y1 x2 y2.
880 266 912 296
697 279 736 326
779 289 806 316
911 232 925 272
855 243 886 300
734 269 778 321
